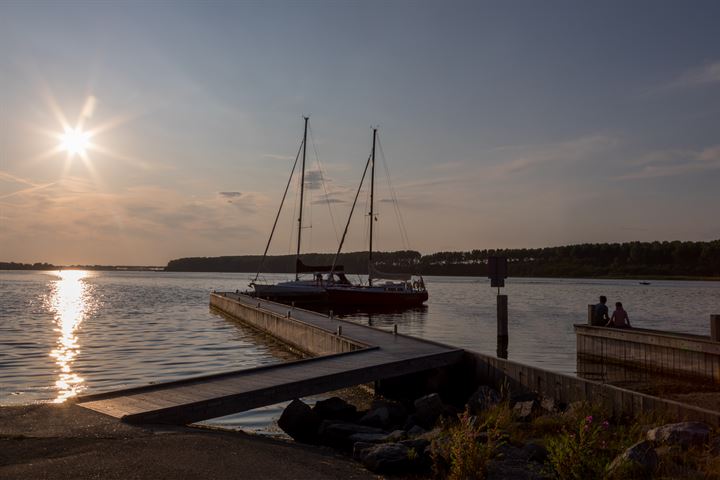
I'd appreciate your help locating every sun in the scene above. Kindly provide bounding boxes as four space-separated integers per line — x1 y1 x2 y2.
59 127 91 157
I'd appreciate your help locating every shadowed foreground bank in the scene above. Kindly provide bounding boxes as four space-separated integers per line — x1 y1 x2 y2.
0 404 375 480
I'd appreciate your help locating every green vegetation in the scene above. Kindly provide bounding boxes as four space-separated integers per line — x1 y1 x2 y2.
164 239 720 278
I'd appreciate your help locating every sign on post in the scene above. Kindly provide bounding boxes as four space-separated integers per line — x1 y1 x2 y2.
488 256 508 288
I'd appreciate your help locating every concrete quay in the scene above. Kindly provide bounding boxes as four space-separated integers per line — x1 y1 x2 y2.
77 293 720 427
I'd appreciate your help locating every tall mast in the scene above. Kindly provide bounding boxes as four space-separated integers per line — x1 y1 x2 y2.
296 116 309 280
368 128 376 286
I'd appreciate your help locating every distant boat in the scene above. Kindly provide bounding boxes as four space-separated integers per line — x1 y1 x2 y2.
325 127 428 308
249 117 341 305
639 281 651 285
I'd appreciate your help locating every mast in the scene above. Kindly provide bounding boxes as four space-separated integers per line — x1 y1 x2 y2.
296 116 309 280
368 128 376 286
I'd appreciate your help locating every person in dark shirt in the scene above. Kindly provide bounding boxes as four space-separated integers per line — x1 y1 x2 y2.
593 296 609 326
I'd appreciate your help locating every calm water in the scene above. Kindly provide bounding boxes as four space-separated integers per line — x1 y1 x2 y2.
1 270 718 429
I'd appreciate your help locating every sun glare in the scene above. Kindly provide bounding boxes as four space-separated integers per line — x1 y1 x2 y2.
59 127 91 157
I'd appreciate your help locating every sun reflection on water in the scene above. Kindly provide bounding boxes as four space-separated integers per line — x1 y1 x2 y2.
48 270 92 402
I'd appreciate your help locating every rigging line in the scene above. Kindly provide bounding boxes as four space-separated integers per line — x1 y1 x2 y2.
288 152 302 255
307 123 340 243
253 139 304 283
331 153 372 274
376 136 412 250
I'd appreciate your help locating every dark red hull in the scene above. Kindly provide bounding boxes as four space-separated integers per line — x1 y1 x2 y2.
326 287 428 308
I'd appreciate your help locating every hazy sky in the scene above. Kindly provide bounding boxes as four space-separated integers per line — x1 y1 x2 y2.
1 1 719 265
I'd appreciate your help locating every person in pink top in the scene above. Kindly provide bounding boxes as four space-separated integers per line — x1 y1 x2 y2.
606 302 631 328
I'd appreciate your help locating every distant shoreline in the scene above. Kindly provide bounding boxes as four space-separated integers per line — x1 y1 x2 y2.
1 265 718 281
4 239 720 280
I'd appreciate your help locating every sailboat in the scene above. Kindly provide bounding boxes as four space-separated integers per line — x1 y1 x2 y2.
325 128 428 308
250 117 349 305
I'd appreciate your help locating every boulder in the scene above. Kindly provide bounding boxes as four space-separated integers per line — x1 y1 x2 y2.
400 438 430 453
520 441 548 463
540 396 559 413
277 399 320 444
312 396 357 422
348 432 389 444
646 422 711 448
360 443 415 474
407 425 426 437
606 441 658 478
513 400 539 421
467 385 502 414
386 429 406 442
487 444 546 480
414 393 445 429
318 421 385 449
359 406 390 428
352 441 375 461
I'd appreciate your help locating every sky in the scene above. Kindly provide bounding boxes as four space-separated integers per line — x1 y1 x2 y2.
1 1 719 265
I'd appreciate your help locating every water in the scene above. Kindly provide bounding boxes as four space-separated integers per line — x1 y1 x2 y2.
2 270 718 430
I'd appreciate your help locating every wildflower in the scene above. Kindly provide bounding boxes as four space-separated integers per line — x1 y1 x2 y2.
585 415 593 424
601 420 609 430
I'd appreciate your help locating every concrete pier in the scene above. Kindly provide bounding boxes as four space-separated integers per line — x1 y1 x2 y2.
76 294 720 426
575 322 720 383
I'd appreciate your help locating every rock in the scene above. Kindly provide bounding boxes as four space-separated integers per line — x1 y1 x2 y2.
646 422 711 448
520 441 548 463
511 392 539 404
277 399 320 444
467 385 502 414
407 425 426 437
360 443 415 474
312 396 357 422
348 432 389 444
386 429 406 442
352 441 375 461
487 444 546 480
414 393 445 429
540 396 558 413
318 421 385 449
400 438 430 453
606 441 658 478
513 400 539 421
359 406 390 428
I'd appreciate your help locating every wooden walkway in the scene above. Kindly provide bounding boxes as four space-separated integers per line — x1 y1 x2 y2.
77 294 464 425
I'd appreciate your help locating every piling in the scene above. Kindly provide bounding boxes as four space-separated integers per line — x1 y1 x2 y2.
587 304 594 325
497 294 508 359
712 314 720 342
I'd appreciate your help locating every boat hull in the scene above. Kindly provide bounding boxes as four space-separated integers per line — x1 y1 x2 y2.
252 283 328 305
326 287 428 308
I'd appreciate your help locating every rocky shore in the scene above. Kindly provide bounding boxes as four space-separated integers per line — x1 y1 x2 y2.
0 404 375 479
275 385 720 479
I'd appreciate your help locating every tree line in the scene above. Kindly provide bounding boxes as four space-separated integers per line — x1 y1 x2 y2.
164 240 720 278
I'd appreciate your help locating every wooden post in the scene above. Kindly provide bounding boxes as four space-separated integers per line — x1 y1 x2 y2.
587 304 594 325
336 325 342 336
497 295 508 337
497 294 508 359
711 315 720 342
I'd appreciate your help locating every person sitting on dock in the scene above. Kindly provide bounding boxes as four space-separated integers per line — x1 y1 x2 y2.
592 296 609 326
606 302 631 329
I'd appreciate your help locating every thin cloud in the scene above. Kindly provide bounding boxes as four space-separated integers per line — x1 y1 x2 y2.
650 61 720 93
618 145 720 180
219 191 242 199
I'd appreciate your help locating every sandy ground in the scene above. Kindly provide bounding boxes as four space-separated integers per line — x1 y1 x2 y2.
0 403 377 480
